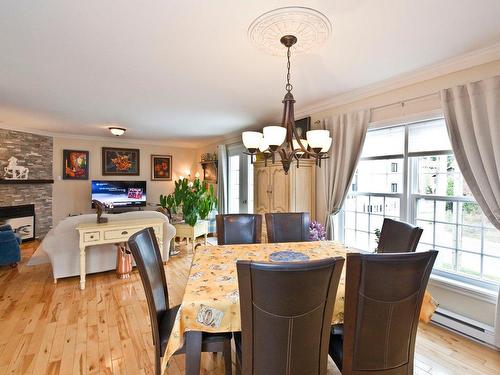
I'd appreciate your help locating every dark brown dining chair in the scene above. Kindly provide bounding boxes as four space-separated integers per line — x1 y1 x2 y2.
377 218 423 253
329 251 438 374
216 214 262 245
128 228 232 375
235 257 345 375
265 212 310 243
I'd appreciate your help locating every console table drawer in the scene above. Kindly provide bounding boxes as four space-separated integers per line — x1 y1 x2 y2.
104 228 135 240
103 226 161 241
84 232 100 242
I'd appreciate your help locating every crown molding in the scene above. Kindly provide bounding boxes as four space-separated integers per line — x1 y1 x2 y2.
0 123 204 149
295 43 500 118
197 130 246 150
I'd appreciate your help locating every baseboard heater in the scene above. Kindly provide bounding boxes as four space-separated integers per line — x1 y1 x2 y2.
431 307 497 347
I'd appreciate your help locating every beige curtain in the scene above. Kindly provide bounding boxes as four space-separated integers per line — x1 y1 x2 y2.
441 76 500 231
441 76 500 348
320 109 369 238
217 144 228 214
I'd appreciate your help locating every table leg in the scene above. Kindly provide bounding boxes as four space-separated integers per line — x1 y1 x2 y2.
191 236 195 253
79 245 86 290
204 233 208 245
185 331 202 375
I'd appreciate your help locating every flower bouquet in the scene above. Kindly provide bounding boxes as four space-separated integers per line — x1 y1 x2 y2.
309 221 327 241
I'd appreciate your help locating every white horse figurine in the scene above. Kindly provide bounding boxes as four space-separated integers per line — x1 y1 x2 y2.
4 157 29 180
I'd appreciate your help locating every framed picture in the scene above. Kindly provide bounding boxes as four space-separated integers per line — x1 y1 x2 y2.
63 150 89 180
151 154 172 181
201 161 218 183
294 116 311 139
102 147 140 176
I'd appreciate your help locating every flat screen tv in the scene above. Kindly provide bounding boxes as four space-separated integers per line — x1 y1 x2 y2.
91 180 147 208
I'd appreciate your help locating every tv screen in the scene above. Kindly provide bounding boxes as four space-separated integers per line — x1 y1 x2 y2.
91 180 147 208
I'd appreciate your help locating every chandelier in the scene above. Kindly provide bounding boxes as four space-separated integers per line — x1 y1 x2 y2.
242 35 332 174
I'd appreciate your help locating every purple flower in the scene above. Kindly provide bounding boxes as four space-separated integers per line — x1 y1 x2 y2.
309 221 326 241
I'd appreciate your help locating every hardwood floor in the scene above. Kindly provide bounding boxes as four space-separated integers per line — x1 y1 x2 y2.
0 240 498 374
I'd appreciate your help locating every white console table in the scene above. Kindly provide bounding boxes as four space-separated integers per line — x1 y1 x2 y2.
76 218 164 290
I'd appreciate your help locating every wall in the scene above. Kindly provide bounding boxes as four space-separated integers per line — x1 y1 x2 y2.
52 136 199 225
0 129 53 236
307 59 500 328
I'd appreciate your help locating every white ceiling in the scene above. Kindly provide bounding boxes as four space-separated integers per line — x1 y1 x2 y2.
1 0 500 145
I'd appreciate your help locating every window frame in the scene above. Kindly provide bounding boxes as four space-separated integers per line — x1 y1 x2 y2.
339 117 500 290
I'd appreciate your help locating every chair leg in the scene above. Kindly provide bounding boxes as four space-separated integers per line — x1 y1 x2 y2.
223 339 232 375
10 263 17 268
156 355 161 375
235 354 241 375
185 331 202 375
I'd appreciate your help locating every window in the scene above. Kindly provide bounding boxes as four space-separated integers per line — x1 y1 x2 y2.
340 118 500 287
228 155 240 213
227 144 254 214
343 126 404 252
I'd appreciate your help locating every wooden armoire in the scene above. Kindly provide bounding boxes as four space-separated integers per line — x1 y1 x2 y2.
253 159 316 241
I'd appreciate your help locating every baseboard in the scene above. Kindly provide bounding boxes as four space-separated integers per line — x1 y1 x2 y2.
431 307 498 349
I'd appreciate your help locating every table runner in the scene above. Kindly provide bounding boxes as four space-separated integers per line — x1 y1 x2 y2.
163 241 437 363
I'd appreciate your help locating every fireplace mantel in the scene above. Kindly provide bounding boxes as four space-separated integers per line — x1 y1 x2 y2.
0 179 54 184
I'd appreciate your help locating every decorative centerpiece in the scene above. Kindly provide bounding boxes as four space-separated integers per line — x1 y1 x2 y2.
309 220 326 241
269 250 310 262
3 157 29 180
160 176 217 226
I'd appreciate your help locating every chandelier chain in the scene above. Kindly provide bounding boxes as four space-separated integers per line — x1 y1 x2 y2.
286 47 293 92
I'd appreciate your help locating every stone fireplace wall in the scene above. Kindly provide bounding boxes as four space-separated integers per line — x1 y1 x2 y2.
0 129 53 237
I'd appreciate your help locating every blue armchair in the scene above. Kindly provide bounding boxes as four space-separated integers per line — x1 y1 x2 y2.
0 224 21 267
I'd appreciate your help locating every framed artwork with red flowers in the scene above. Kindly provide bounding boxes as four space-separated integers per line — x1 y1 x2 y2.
151 154 172 181
63 150 89 180
102 147 140 176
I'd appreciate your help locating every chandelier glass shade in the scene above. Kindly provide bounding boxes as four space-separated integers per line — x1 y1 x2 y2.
241 131 263 153
242 34 332 174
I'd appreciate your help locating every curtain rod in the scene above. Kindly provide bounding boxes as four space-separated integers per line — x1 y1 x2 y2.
370 92 439 112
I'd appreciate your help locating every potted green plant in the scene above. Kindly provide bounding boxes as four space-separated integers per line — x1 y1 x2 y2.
160 177 217 226
374 228 381 252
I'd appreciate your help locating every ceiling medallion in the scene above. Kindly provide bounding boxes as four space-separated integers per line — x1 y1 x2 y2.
248 6 332 56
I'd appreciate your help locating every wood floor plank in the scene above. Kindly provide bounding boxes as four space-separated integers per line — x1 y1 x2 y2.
0 240 497 374
30 321 57 375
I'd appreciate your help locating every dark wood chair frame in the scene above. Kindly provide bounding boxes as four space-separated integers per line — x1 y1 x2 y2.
128 227 232 375
216 214 262 245
236 257 345 375
333 251 438 375
265 212 311 243
377 218 424 253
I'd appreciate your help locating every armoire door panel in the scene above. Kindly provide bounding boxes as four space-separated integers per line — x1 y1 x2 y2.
254 166 270 214
270 165 289 212
290 163 315 217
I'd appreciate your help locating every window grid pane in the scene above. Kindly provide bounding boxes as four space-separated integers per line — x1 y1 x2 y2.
343 193 401 253
413 189 499 283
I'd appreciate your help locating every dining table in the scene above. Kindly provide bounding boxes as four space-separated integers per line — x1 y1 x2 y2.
162 241 438 374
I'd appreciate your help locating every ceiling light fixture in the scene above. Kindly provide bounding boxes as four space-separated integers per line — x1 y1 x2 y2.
109 127 126 136
242 34 332 174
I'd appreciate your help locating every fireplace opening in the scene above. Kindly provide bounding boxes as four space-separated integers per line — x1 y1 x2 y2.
0 204 35 241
